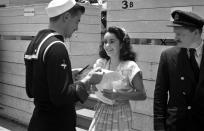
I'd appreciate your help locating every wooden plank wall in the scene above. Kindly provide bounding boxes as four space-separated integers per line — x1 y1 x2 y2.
107 0 204 39
0 0 51 6
0 0 9 6
9 0 51 6
106 0 204 130
0 3 101 125
130 45 171 131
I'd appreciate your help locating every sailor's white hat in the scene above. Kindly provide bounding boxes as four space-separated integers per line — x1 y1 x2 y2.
46 0 76 18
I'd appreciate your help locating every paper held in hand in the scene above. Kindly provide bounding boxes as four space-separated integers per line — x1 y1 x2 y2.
95 69 123 105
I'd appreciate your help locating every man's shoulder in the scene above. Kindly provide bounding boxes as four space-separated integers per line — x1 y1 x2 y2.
37 29 64 41
162 46 181 55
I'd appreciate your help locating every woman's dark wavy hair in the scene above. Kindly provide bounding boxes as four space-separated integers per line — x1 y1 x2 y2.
99 26 136 61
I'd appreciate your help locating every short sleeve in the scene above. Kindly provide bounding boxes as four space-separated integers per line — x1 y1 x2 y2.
93 58 106 68
126 61 141 83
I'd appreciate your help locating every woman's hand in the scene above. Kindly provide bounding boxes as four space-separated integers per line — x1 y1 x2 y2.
101 89 119 100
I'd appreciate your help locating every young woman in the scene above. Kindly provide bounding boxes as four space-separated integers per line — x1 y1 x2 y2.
89 26 147 131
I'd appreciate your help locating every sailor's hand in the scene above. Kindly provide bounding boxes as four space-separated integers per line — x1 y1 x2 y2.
87 67 103 85
80 67 103 90
72 68 81 81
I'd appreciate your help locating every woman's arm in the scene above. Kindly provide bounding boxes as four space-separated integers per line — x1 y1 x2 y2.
128 71 147 100
117 71 146 101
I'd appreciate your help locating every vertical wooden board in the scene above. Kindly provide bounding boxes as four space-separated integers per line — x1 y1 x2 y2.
131 113 143 131
142 116 153 131
149 63 159 81
137 61 159 81
151 63 159 81
0 104 31 126
137 61 152 80
132 113 153 131
143 80 155 99
130 98 153 116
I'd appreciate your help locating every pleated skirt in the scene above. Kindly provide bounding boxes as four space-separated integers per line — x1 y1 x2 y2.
88 102 133 131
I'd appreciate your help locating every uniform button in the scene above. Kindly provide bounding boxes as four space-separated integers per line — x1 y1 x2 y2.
181 77 184 80
182 92 186 95
187 106 191 110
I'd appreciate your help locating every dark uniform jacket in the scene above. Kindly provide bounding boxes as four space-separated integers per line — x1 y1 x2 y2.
24 29 88 131
154 46 204 131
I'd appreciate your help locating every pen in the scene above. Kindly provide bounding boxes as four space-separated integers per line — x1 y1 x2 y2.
78 64 89 75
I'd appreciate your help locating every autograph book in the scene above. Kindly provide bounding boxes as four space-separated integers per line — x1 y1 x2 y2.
95 69 123 105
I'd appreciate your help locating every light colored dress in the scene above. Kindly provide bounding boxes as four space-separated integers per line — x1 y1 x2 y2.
88 58 141 131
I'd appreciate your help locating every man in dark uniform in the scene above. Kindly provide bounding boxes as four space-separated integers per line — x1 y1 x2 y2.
24 0 103 131
154 10 204 131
